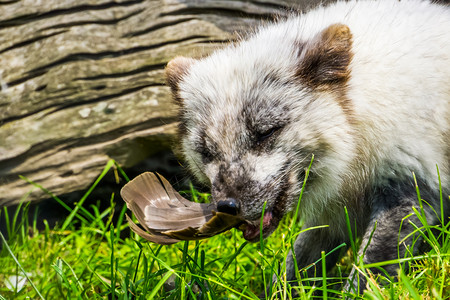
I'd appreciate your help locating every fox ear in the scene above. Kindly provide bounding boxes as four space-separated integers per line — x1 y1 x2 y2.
297 23 353 88
165 56 196 104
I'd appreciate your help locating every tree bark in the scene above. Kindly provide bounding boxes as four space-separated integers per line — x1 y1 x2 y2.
0 0 324 206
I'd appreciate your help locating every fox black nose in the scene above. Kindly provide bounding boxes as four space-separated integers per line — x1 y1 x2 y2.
217 198 240 215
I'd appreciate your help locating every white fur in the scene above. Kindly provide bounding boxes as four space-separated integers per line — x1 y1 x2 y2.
177 0 449 223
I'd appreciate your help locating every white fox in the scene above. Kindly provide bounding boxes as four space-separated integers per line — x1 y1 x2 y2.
165 0 450 292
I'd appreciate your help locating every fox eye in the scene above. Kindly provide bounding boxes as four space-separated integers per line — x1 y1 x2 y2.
256 126 282 144
199 148 214 164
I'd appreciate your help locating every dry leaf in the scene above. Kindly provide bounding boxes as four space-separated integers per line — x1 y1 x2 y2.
120 172 244 244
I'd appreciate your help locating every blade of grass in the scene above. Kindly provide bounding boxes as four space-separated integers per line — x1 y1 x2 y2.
436 165 445 244
116 198 128 241
0 230 44 300
289 154 314 240
361 271 385 300
219 241 249 277
132 248 143 285
114 161 130 182
52 258 74 298
304 242 347 273
11 201 24 240
364 253 450 269
259 201 267 255
285 155 314 289
412 173 429 227
2 206 10 240
174 271 257 300
259 201 268 299
344 206 357 262
180 241 190 300
321 251 327 300
147 270 175 299
18 176 68 213
110 224 116 300
59 257 84 292
61 159 116 230
362 221 377 260
399 269 421 300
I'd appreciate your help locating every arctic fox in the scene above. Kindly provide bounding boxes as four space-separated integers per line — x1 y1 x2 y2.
165 0 450 292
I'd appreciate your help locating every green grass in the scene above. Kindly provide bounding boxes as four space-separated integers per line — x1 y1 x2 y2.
0 160 449 299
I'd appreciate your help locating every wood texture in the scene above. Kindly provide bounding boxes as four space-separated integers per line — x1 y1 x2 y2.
0 0 323 206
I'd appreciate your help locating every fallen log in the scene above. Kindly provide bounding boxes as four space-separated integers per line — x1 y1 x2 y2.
0 0 323 206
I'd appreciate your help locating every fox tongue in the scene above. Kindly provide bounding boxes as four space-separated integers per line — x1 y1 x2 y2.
242 211 273 241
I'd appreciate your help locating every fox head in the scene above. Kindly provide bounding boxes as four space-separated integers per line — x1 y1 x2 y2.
165 23 358 241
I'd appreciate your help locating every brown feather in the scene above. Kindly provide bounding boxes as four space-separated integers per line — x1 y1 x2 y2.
155 172 196 207
126 215 179 245
121 172 172 208
121 172 246 244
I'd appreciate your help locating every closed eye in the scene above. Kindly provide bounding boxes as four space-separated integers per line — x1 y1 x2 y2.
199 148 215 164
256 126 283 144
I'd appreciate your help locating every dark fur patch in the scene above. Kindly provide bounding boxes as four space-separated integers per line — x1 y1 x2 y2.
296 23 356 124
297 23 353 87
197 130 223 164
241 96 291 155
175 108 190 146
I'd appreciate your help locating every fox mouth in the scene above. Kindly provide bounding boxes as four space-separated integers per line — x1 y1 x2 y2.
237 173 291 242
239 209 281 242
